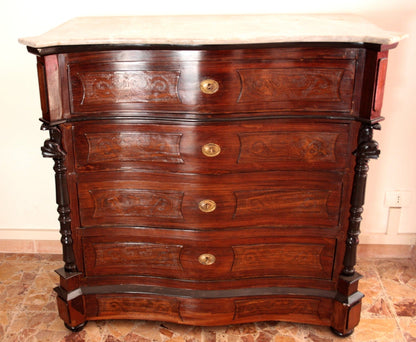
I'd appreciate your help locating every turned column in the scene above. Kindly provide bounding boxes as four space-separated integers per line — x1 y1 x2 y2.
343 122 381 276
41 121 77 273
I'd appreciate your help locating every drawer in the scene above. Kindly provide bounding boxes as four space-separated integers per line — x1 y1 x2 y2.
85 293 333 326
65 48 358 116
73 120 352 173
77 171 344 229
82 235 336 281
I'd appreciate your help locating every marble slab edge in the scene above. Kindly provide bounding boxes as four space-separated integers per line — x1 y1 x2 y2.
18 14 407 48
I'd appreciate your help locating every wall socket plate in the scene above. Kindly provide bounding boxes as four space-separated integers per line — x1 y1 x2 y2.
385 191 411 207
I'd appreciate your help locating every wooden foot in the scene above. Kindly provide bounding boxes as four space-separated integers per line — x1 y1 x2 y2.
65 321 87 332
331 327 354 337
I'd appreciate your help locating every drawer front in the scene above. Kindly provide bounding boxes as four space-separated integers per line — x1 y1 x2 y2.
83 235 335 281
86 293 333 326
73 120 351 173
65 48 358 116
77 171 343 229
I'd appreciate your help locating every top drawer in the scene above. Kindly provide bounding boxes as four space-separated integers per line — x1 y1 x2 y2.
64 47 359 117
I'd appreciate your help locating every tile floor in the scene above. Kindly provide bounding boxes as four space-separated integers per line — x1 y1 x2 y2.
0 253 415 342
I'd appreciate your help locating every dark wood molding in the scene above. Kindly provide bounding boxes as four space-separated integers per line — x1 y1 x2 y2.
27 42 378 56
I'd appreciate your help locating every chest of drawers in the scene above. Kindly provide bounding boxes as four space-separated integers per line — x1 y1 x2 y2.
20 15 404 336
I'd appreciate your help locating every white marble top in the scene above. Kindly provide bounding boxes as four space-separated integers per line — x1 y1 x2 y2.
19 14 406 48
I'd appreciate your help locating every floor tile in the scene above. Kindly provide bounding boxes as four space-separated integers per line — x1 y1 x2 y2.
397 317 416 342
3 311 67 342
352 318 403 342
375 259 416 321
0 311 16 340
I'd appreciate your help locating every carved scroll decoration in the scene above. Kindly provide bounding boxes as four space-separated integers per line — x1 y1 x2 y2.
343 122 381 276
41 122 77 273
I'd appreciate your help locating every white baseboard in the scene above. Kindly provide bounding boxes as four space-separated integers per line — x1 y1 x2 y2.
0 228 61 253
0 228 60 240
360 233 416 245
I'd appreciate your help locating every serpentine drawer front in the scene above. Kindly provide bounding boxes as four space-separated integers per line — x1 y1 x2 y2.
20 14 404 336
66 49 357 115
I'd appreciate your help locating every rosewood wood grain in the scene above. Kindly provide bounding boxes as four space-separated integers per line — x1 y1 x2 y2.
238 131 343 164
331 273 364 336
89 188 184 220
65 48 357 116
82 233 335 281
76 171 344 229
231 242 334 279
85 241 183 276
234 297 330 324
234 188 340 224
79 225 341 291
36 57 50 120
74 70 181 105
359 49 390 120
237 66 348 102
81 292 334 327
90 294 181 321
73 120 352 173
84 131 183 164
42 55 64 121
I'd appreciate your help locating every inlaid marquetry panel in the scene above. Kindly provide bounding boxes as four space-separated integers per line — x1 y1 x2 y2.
89 189 184 219
75 70 181 105
238 68 346 103
232 242 335 279
93 295 180 321
234 297 324 321
234 188 340 226
238 131 341 164
84 240 183 276
85 132 183 164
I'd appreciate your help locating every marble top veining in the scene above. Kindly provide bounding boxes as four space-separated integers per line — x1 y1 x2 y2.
18 14 406 48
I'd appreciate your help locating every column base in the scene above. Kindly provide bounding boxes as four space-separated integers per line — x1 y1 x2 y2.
331 272 364 336
54 268 87 331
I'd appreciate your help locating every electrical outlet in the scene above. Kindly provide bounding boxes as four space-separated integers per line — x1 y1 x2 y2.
385 191 411 207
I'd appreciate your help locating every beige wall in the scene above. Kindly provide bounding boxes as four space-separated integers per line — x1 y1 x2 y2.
0 0 414 245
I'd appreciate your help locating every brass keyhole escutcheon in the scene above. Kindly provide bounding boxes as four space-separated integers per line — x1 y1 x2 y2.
202 143 221 157
200 79 219 95
198 253 216 266
198 199 216 213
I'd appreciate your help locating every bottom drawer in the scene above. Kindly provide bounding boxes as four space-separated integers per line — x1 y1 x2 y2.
84 292 333 326
83 234 336 281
